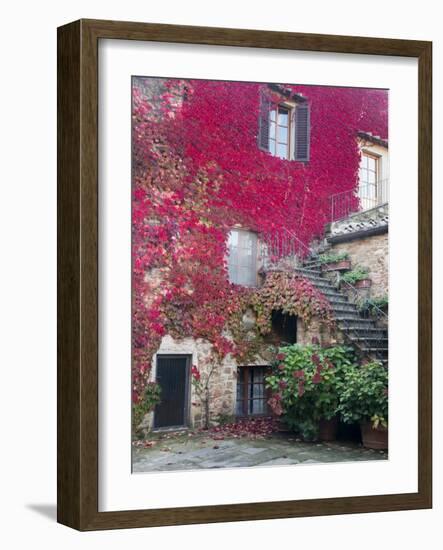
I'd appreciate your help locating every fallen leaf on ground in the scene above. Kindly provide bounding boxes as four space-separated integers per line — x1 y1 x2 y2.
199 417 280 440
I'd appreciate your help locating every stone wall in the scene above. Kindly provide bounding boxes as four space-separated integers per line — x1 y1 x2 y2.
143 315 339 433
328 232 388 299
144 335 238 431
297 317 341 347
141 273 342 434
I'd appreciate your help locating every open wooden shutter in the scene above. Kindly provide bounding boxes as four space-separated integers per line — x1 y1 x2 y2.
294 103 310 161
257 91 270 151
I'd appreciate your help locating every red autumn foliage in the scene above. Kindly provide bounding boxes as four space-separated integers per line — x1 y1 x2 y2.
131 77 388 402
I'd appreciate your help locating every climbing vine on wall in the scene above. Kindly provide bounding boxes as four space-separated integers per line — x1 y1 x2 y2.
225 272 335 366
251 272 335 334
131 77 387 404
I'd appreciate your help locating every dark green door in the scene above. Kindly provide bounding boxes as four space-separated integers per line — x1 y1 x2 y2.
154 355 190 428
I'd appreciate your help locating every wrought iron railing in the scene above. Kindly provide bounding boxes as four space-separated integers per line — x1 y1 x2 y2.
329 178 389 222
260 227 319 270
338 279 388 364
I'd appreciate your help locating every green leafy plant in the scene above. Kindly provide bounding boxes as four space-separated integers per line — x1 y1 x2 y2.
132 381 162 429
265 343 355 440
317 251 349 265
341 265 370 285
357 295 388 316
337 361 388 428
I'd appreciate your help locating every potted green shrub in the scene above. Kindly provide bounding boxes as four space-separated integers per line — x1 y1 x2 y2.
341 265 372 289
318 251 351 272
337 361 388 449
357 295 388 318
266 343 355 442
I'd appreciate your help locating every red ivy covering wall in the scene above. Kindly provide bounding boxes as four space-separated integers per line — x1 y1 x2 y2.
131 78 388 402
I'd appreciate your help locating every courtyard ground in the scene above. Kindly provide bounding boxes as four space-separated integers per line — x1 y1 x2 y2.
132 428 387 472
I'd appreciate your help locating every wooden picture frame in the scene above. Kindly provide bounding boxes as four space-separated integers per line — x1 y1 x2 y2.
57 18 432 530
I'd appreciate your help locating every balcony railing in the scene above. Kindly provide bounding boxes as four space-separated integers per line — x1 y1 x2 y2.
329 178 389 223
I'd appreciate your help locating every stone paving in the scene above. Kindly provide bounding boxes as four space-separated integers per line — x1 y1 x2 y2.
132 431 387 472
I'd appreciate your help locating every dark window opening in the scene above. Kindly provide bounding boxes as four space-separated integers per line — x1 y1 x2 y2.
271 310 297 344
236 366 270 417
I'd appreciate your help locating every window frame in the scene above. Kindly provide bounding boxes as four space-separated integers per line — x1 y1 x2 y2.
268 103 293 160
226 228 259 287
235 365 271 417
359 150 382 209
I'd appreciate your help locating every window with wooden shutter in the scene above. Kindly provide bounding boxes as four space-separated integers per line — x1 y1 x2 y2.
258 87 311 161
257 91 270 151
294 103 311 161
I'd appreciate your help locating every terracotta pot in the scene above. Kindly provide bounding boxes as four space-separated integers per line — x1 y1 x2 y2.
360 421 388 450
354 278 372 289
322 260 351 272
318 417 338 441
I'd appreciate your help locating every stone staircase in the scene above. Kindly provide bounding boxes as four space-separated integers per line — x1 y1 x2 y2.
295 261 388 365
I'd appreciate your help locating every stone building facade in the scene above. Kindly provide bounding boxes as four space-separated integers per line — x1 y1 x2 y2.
143 205 389 433
139 93 389 434
143 212 389 433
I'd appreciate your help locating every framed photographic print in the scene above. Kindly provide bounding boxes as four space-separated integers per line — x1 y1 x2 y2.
57 19 432 530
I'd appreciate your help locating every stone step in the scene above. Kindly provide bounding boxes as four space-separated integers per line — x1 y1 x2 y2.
348 336 389 345
324 294 349 305
298 276 337 290
342 327 387 338
295 268 323 278
332 303 359 314
305 281 336 292
337 317 376 328
360 347 389 354
334 311 363 320
314 286 341 297
318 286 346 296
350 339 388 352
304 258 322 266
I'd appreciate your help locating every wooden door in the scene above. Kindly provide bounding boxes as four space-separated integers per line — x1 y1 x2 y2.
154 355 190 428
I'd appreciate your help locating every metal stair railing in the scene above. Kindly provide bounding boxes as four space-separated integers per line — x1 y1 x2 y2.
337 279 388 364
260 227 320 270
